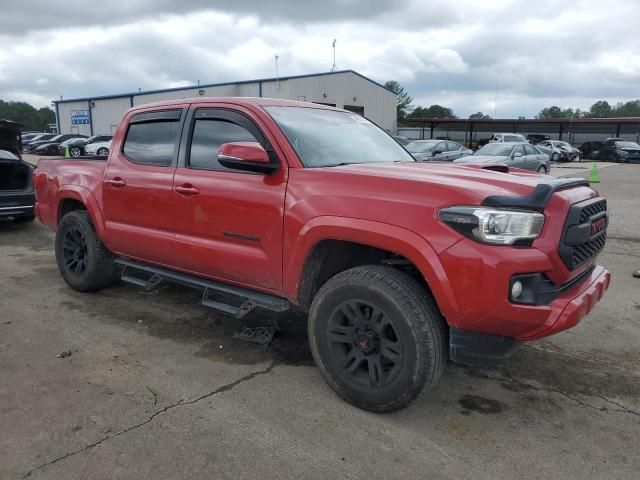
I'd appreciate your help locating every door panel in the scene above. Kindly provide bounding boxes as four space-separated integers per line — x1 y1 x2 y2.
171 108 287 291
101 108 185 265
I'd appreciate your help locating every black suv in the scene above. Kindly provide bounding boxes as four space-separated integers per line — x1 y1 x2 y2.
60 135 113 157
1 120 36 222
24 134 85 153
601 138 640 163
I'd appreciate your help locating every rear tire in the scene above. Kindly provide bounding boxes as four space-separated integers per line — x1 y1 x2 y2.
71 147 81 157
97 148 108 157
551 153 560 162
55 210 119 292
308 265 446 413
537 165 547 174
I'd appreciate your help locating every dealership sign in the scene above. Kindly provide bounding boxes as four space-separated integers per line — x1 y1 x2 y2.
71 110 90 125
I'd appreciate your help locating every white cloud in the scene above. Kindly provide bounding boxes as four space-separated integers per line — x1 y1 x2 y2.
0 0 638 118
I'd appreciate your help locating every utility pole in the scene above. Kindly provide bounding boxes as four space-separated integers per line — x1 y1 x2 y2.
494 79 498 118
275 55 280 90
331 39 337 72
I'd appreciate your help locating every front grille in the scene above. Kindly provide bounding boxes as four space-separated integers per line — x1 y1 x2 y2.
579 199 606 223
572 232 606 266
559 197 608 270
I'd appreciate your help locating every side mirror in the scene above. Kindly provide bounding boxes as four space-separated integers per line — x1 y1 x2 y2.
218 142 279 174
512 151 523 158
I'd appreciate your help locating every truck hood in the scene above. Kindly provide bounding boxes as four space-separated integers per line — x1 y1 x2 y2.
326 161 566 204
452 155 508 164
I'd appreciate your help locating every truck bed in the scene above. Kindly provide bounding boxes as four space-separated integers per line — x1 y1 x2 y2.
34 158 108 229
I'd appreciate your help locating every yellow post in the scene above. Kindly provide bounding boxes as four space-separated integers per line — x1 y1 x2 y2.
588 163 600 183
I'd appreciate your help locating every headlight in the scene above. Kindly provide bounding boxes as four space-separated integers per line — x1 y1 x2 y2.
439 207 545 245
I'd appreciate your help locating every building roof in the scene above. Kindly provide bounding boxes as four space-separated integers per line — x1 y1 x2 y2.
53 70 394 104
404 117 640 126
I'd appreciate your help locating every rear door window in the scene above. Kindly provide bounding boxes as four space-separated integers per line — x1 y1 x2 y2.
123 110 182 166
446 142 460 151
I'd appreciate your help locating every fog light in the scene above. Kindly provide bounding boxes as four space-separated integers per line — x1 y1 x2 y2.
511 280 523 299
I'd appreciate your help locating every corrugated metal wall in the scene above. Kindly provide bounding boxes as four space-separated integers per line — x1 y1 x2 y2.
260 72 397 131
92 97 131 134
56 72 396 135
57 100 92 137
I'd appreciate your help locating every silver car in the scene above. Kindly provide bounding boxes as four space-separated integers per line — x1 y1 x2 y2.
453 142 551 174
405 140 473 162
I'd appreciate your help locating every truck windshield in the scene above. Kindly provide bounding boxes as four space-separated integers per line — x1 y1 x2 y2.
265 106 415 167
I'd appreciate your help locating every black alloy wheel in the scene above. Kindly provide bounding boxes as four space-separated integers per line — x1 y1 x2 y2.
61 225 88 276
326 300 404 388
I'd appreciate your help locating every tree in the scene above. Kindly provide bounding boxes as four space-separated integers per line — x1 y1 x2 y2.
0 100 55 131
588 100 612 118
407 104 456 119
469 112 491 120
612 100 640 117
535 106 575 119
384 80 413 121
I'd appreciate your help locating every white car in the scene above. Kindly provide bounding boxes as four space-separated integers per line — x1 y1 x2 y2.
85 140 111 157
489 133 527 143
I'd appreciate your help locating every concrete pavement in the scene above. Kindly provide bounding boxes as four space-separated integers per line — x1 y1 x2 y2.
1 162 638 479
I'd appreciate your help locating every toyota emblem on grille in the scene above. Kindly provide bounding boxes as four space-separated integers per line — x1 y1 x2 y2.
591 217 606 236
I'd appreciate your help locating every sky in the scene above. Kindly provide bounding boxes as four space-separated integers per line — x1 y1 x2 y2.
0 0 639 118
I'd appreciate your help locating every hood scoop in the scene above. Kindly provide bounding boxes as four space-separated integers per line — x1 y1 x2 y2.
480 164 509 173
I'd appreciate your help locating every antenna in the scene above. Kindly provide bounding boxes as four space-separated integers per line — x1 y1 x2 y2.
331 39 337 72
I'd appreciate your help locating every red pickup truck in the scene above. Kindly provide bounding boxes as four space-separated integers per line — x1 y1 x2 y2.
34 98 611 412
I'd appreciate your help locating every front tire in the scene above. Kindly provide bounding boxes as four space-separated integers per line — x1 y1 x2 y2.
97 148 108 157
70 147 81 157
55 210 119 292
308 265 446 413
537 165 547 174
551 153 560 162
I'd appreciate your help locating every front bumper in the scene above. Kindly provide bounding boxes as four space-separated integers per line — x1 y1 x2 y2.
516 265 610 340
438 238 610 341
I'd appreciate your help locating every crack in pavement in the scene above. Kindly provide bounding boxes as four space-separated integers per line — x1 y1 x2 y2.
483 369 640 417
551 389 640 416
22 361 278 479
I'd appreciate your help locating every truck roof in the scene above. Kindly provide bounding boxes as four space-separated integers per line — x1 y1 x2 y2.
127 96 341 113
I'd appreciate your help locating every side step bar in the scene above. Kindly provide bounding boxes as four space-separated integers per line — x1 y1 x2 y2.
115 259 290 319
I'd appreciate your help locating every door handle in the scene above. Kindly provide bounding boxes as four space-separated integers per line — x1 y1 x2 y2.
175 184 200 196
107 177 126 187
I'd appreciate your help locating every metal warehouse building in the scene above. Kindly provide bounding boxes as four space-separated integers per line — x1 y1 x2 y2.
54 70 397 136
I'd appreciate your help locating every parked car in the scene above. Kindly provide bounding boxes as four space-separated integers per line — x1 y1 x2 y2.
21 132 45 143
0 120 35 222
60 135 113 157
538 140 580 162
24 134 85 153
22 133 58 152
527 134 550 144
474 138 491 150
34 98 610 412
84 139 111 156
580 141 605 160
489 133 527 143
454 142 550 173
405 139 472 161
33 137 86 156
600 138 640 163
